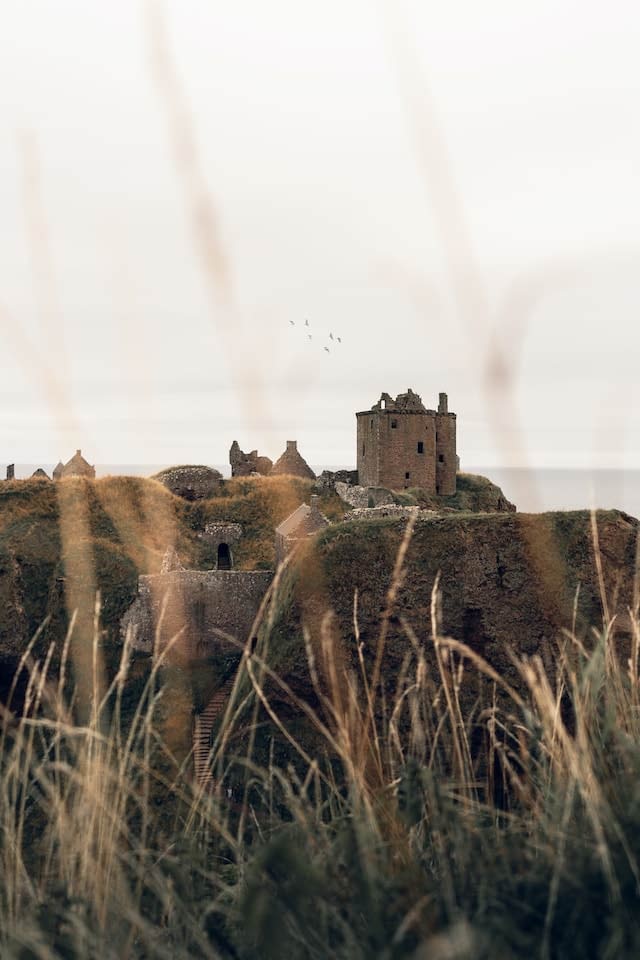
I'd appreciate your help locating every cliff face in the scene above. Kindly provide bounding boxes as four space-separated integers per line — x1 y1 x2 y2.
270 510 638 700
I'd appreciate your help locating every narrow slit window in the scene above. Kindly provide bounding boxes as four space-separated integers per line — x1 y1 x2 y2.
405 471 410 480
391 419 398 429
439 454 444 463
417 441 424 454
362 443 365 456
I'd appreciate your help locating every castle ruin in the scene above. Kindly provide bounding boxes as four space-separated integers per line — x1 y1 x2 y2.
53 450 96 480
356 389 456 494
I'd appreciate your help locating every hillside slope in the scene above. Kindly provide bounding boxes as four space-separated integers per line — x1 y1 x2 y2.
0 474 343 681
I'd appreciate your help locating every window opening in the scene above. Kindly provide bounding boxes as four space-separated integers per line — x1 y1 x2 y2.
438 455 444 463
417 441 424 454
362 442 365 457
405 471 410 480
391 419 398 429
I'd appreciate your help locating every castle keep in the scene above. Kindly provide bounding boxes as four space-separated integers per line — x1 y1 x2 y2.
356 389 456 494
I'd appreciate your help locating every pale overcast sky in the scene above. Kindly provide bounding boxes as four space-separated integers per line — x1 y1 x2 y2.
0 1 639 469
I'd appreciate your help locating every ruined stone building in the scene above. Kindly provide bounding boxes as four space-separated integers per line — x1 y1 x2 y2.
229 439 315 481
271 440 315 480
121 529 272 663
356 389 456 494
201 522 243 570
53 450 96 480
275 495 330 564
229 442 273 478
153 465 223 501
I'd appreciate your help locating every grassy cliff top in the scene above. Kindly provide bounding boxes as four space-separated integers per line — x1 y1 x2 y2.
392 472 516 512
0 473 344 667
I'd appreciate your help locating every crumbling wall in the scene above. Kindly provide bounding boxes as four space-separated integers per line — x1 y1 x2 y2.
121 570 273 661
334 482 394 510
153 465 224 501
229 442 272 477
314 469 359 492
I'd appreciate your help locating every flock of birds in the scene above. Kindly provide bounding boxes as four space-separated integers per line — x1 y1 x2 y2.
289 318 342 353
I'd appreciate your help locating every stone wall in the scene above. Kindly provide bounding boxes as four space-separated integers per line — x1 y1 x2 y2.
201 523 243 569
335 482 395 510
356 390 457 494
314 469 359 492
357 409 437 491
229 442 273 477
435 394 457 496
153 465 224 501
344 504 426 521
121 569 273 662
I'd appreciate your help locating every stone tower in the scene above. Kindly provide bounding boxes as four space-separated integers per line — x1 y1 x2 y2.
356 388 456 494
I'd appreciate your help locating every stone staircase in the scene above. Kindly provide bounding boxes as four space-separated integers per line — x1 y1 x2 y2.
193 680 233 789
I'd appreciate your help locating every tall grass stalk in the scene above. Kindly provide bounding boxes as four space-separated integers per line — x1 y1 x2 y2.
3 531 640 955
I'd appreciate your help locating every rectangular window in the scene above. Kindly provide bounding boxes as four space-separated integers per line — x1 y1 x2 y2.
391 419 398 429
435 432 439 441
438 454 444 463
362 443 366 456
417 441 424 454
405 471 410 480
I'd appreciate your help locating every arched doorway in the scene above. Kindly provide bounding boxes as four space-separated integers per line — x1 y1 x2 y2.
217 543 232 570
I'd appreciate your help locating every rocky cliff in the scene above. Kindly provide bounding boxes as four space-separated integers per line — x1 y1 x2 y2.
263 509 638 706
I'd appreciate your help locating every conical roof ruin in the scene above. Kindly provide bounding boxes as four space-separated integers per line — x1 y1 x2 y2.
270 440 316 480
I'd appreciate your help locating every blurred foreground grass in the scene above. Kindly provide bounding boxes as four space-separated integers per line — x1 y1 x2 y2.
2 527 640 960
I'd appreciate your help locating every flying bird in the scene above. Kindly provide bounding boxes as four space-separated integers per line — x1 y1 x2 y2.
307 334 312 340
304 318 310 327
329 332 334 341
289 320 295 326
337 337 342 343
324 346 330 353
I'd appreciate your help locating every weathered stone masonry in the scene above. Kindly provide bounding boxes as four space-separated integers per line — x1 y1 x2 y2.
121 570 273 661
356 388 456 494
